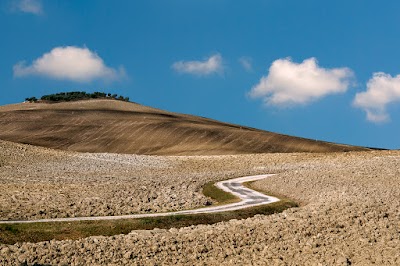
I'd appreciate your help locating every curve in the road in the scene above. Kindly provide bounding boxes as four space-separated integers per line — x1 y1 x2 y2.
0 174 279 224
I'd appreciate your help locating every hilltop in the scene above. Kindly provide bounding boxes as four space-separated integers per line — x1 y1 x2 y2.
25 91 130 103
0 99 369 155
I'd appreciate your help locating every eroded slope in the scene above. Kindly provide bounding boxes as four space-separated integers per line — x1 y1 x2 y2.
0 99 368 155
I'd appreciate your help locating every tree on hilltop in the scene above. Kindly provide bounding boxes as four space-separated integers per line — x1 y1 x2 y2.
25 97 38 103
25 91 131 103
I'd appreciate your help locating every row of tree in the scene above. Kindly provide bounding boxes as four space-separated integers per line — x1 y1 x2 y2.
25 91 130 103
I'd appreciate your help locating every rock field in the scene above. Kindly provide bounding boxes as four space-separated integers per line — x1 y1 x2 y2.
0 140 399 265
0 140 231 220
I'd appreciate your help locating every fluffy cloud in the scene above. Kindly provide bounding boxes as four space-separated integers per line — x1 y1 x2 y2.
13 0 43 15
353 72 400 123
14 46 125 82
249 57 354 107
239 56 253 72
172 54 223 76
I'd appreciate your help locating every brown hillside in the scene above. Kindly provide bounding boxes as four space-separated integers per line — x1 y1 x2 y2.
0 99 368 155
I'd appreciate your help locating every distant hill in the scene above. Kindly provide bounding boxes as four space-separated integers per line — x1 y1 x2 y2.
0 99 370 155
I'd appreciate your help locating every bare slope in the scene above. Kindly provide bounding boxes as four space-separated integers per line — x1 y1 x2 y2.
0 99 367 155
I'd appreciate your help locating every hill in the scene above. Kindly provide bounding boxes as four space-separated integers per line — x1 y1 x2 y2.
0 99 369 155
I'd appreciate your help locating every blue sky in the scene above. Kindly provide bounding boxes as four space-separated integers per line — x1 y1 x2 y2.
2 0 400 149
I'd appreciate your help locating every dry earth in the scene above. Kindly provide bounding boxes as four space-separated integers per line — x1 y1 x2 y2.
0 99 368 155
0 140 235 220
0 140 399 265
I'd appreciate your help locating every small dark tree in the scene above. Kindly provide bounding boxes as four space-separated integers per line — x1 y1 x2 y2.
25 97 38 103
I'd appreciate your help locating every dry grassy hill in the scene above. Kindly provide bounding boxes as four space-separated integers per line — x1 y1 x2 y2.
0 99 368 155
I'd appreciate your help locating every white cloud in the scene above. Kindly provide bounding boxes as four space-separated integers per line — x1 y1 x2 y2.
353 72 400 123
13 0 43 15
249 57 354 107
172 54 223 76
239 56 253 72
13 46 125 82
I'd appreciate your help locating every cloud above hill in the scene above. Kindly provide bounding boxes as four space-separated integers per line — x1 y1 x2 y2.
249 57 354 107
172 54 223 76
13 46 125 82
12 0 43 15
239 56 253 72
353 72 400 123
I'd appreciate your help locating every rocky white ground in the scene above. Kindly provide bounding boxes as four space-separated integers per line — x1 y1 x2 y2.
0 140 399 265
0 141 227 220
0 174 280 224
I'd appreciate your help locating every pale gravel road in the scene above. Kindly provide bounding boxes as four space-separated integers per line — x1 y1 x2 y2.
0 174 279 224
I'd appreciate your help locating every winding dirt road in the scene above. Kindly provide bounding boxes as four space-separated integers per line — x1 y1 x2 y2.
0 174 279 224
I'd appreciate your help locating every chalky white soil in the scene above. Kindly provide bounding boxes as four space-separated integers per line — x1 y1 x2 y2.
0 140 399 265
0 141 243 220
